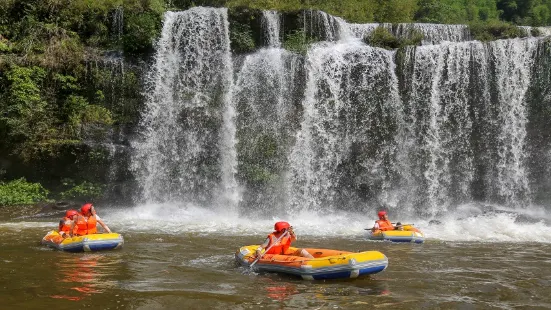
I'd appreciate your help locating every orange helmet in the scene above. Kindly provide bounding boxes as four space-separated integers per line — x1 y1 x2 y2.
65 209 78 218
274 221 290 232
81 203 93 214
378 210 387 219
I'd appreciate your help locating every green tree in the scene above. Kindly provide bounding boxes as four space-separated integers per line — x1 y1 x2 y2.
374 0 417 23
0 66 51 146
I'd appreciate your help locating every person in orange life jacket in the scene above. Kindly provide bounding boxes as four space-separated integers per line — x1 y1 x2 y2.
59 209 79 238
70 203 112 236
255 222 314 258
371 210 401 232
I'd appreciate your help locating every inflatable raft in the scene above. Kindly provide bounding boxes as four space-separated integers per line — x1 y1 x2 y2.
368 225 424 243
41 230 124 252
235 246 388 280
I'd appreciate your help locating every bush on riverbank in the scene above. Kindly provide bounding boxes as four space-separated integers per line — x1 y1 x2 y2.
0 178 49 206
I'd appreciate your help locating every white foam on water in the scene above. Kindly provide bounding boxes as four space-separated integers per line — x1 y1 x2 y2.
35 202 545 243
102 202 372 236
3 202 551 243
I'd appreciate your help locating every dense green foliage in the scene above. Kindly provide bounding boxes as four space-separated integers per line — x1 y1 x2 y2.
59 180 104 201
283 29 318 54
0 0 160 161
0 178 49 205
470 19 527 40
225 0 551 25
366 27 424 49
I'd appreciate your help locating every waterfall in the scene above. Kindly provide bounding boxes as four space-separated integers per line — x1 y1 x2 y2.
491 39 538 206
130 7 551 217
538 27 551 36
112 6 124 41
304 10 471 44
262 11 281 48
520 26 551 37
304 10 342 41
233 48 303 214
132 8 237 208
395 23 470 45
399 42 482 215
234 13 303 214
289 41 401 212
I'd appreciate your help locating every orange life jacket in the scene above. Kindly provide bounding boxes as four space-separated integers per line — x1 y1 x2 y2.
59 217 77 233
59 217 74 233
376 219 394 231
75 214 98 236
265 232 292 255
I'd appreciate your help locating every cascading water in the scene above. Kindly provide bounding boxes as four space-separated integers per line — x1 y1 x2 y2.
396 39 540 215
394 23 470 44
233 48 303 214
304 10 471 45
262 10 281 48
111 6 124 41
491 39 538 206
288 40 402 212
232 11 304 215
131 8 237 209
129 7 551 240
398 42 483 215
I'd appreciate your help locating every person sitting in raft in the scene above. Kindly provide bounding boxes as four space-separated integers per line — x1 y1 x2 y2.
255 221 314 258
70 203 112 236
371 210 401 232
59 209 79 238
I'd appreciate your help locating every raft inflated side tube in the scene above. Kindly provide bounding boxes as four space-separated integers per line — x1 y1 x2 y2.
41 231 124 252
236 245 388 280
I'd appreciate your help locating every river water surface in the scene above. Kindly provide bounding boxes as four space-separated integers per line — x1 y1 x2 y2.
1 204 551 309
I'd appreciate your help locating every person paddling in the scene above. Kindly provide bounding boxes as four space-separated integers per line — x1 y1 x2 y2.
70 203 112 236
255 222 313 258
371 210 399 232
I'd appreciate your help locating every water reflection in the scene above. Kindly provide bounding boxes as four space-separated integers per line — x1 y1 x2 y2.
264 279 298 301
50 254 119 301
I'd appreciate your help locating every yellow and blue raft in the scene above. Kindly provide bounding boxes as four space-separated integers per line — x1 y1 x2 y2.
367 225 424 243
236 246 388 280
42 230 124 252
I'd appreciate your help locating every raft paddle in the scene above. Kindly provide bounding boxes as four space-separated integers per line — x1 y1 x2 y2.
250 230 290 268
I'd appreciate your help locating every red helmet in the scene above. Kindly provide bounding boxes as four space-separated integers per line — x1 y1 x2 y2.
274 221 290 232
65 209 78 218
378 210 387 219
81 203 93 214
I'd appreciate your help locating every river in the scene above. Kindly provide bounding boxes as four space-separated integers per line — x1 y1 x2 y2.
1 204 551 309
